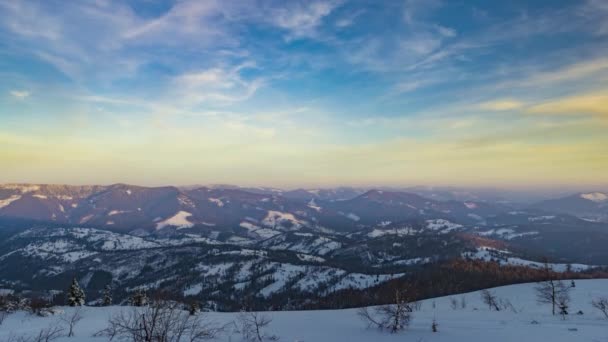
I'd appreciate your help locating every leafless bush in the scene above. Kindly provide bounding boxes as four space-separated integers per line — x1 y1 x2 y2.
236 311 278 342
30 325 66 342
450 296 467 310
0 310 8 325
481 289 500 311
6 325 65 342
449 298 459 310
498 298 518 313
557 291 570 320
60 308 83 337
96 299 221 341
358 289 415 333
411 299 422 311
535 279 570 315
28 297 52 316
591 297 608 319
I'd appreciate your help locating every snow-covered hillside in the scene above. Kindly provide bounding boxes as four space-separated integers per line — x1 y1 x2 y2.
1 279 607 341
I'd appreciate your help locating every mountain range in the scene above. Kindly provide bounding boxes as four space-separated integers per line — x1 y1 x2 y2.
0 183 607 310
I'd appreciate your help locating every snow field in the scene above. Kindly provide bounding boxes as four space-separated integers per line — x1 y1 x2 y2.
1 279 607 341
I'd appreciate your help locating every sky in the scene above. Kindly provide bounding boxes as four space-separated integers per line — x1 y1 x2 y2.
0 0 607 189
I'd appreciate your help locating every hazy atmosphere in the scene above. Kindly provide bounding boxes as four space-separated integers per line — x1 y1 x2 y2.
1 0 607 188
2 2 608 341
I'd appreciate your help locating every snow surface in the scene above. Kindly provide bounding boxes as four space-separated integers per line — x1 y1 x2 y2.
464 201 478 209
345 212 360 221
477 228 539 240
368 227 416 238
307 198 322 212
580 192 608 202
528 215 556 222
329 272 405 292
108 210 129 216
0 195 21 209
464 247 596 272
0 184 40 193
390 257 432 266
262 210 305 229
1 280 607 341
239 221 281 239
426 219 463 233
155 211 194 230
208 198 224 207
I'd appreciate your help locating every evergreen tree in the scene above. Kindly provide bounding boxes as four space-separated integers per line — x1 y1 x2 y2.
67 278 85 307
102 285 112 306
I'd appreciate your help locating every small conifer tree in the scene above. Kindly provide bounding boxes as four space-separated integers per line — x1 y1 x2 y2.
67 278 85 307
102 285 112 306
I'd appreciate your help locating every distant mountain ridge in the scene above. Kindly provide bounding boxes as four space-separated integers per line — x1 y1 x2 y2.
0 183 510 232
532 192 608 222
1 183 608 231
1 183 608 308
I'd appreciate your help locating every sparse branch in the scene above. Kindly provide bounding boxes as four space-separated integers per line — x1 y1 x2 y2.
535 278 570 315
60 308 83 337
0 310 7 326
592 297 608 319
237 311 278 342
358 288 415 334
96 299 221 341
481 289 500 311
9 325 66 342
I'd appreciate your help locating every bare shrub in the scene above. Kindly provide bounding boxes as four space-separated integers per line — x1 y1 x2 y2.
358 289 415 333
96 299 221 341
28 297 52 316
449 296 466 310
7 325 65 342
0 310 8 325
535 260 571 316
591 297 608 319
60 308 83 337
236 311 278 342
31 325 65 342
411 299 422 311
449 297 459 310
480 289 500 311
535 280 570 315
498 298 518 313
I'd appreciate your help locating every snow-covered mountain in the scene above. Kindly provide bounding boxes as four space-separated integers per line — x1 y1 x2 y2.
532 192 608 222
0 184 510 232
1 183 608 310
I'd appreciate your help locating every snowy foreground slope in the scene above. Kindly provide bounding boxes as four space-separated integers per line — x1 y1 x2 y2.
1 279 607 341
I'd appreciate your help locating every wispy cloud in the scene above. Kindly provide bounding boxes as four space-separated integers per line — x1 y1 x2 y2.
172 63 264 105
267 0 343 40
527 91 608 117
477 100 525 111
1 0 607 187
334 9 364 28
9 90 30 99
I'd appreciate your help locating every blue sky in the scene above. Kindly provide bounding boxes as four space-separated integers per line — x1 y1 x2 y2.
1 0 607 188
